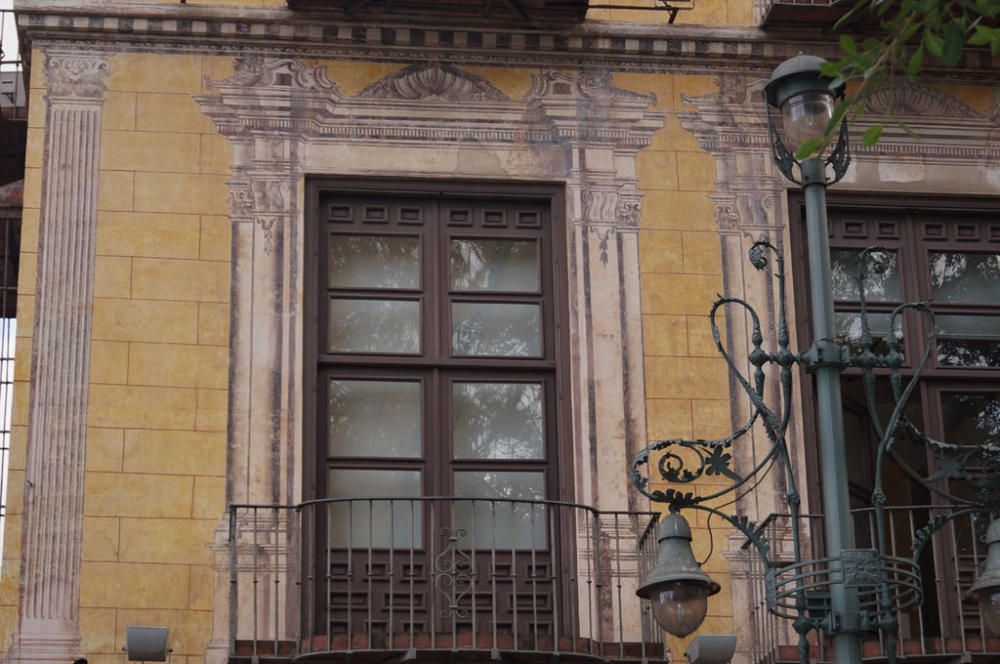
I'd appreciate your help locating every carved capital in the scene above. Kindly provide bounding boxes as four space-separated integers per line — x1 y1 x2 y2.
616 194 642 227
45 52 109 101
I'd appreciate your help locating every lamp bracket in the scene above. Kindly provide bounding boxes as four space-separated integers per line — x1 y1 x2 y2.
799 338 847 372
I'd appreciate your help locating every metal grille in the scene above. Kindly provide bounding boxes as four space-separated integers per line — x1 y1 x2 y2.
0 6 23 561
0 208 19 559
228 499 666 662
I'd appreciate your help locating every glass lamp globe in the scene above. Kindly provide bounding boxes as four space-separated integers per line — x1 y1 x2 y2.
636 513 721 638
970 519 1000 635
648 580 710 638
780 89 836 154
979 589 1000 635
764 53 845 157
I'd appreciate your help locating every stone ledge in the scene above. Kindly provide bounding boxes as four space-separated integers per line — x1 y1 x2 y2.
13 1 1000 77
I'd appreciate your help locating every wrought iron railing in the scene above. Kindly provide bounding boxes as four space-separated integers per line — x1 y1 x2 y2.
228 498 664 662
745 507 1000 664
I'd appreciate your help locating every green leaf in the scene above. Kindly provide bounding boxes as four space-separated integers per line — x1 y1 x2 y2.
897 121 920 139
925 29 945 58
942 21 965 66
840 34 858 55
907 46 925 77
794 138 827 160
862 124 884 146
968 25 996 46
827 99 850 134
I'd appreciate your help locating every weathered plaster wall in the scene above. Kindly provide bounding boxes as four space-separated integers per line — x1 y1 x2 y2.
0 47 739 662
1 2 995 660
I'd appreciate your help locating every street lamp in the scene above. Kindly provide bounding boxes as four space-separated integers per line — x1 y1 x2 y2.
631 52 1000 664
636 512 721 637
970 519 1000 635
763 53 841 157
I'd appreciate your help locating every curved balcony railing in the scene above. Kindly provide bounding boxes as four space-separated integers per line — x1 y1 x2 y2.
228 498 664 663
744 506 1000 664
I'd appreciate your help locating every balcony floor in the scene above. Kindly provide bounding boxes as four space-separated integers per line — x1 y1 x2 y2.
231 634 665 664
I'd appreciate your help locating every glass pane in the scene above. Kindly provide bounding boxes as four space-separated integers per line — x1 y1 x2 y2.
450 239 539 292
929 252 1000 304
937 315 1000 368
329 298 420 354
940 392 1000 446
329 235 420 289
453 471 546 550
834 312 903 356
451 302 541 357
453 382 543 460
830 249 900 301
327 469 422 548
329 379 421 457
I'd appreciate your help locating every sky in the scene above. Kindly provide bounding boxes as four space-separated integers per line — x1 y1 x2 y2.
0 1 18 69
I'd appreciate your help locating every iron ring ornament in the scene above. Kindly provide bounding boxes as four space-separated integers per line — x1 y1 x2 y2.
630 240 1000 662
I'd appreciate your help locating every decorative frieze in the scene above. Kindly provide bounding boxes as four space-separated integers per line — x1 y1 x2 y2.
9 50 109 664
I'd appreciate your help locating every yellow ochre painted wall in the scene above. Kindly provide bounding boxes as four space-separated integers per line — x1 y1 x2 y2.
0 33 740 663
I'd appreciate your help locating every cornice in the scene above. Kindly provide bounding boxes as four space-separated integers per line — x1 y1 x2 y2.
14 3 999 78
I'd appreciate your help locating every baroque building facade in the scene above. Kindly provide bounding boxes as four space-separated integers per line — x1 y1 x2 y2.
0 1 997 663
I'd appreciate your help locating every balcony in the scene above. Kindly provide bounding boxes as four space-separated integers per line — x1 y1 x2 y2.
227 498 666 663
283 0 590 25
744 506 1000 664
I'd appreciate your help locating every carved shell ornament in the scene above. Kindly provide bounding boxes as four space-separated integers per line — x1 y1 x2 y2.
865 81 980 118
357 62 510 103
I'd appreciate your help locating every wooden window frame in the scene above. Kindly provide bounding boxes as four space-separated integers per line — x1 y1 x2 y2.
789 192 1000 503
304 177 573 505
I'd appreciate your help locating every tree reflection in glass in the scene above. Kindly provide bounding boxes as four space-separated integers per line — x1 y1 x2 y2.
941 393 1000 446
453 382 543 460
451 302 541 357
453 471 546 550
329 379 421 457
328 469 423 548
940 392 1000 508
834 312 903 356
830 249 900 301
450 239 539 292
929 252 1000 304
329 235 420 289
936 315 1000 368
329 298 420 354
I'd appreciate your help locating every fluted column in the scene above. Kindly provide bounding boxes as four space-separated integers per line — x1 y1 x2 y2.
11 50 108 664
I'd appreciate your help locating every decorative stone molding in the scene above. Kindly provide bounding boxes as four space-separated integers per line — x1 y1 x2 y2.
19 2 1000 79
7 49 109 664
357 62 510 102
866 80 981 118
196 57 665 662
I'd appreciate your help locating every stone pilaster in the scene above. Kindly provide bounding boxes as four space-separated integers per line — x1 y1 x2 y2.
526 70 666 515
9 50 109 664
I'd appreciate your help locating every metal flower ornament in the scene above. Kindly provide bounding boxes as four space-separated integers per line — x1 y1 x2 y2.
631 53 1000 664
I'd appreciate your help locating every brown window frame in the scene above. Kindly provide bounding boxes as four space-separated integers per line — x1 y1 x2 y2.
303 178 573 506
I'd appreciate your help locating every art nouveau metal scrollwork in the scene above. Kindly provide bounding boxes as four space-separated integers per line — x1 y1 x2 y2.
630 240 1000 664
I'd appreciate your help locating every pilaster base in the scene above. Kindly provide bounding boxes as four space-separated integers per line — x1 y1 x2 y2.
7 620 82 664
